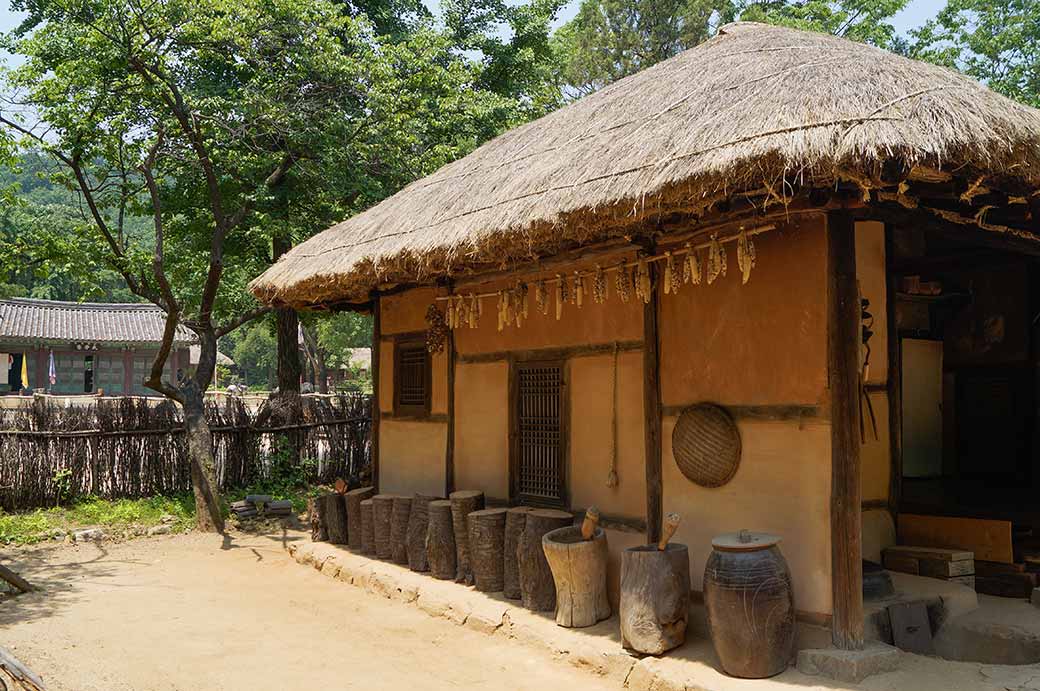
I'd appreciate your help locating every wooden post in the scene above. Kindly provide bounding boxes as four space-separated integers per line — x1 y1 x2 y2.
370 296 381 492
884 225 902 521
643 261 663 545
828 211 864 650
445 329 456 497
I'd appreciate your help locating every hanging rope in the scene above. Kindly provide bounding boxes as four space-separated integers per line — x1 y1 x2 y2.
607 341 619 489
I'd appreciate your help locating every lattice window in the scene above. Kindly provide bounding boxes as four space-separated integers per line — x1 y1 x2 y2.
394 340 430 416
515 363 566 507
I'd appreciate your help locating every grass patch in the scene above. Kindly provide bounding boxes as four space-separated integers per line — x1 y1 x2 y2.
0 494 195 546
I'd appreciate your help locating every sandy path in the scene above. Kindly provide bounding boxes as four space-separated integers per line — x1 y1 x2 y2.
0 529 619 691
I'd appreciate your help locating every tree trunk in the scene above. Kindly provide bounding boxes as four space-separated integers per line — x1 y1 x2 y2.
426 499 456 580
468 508 507 592
183 399 225 533
308 497 327 542
360 499 375 555
390 495 412 565
345 486 375 550
274 234 301 395
517 509 572 612
323 493 349 545
449 490 484 584
504 507 534 599
407 494 438 572
620 544 690 654
372 494 394 559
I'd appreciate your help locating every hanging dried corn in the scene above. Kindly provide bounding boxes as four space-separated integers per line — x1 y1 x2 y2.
615 263 631 303
707 234 727 285
504 290 516 328
519 283 529 320
455 296 466 330
663 252 674 295
636 259 651 304
555 275 564 320
512 286 522 328
592 265 607 304
496 291 506 332
535 280 548 315
468 294 478 329
575 272 585 308
737 231 756 285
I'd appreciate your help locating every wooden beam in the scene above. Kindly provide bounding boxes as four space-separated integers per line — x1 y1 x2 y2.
643 260 663 545
370 296 381 493
661 404 823 421
456 340 643 364
827 211 864 650
445 330 456 497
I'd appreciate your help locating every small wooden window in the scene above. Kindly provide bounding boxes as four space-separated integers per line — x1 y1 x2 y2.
513 361 567 507
394 339 430 417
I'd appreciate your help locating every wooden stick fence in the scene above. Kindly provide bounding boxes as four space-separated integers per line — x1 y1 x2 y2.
0 394 372 511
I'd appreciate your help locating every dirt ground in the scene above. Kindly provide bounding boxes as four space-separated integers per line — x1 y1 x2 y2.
0 528 619 691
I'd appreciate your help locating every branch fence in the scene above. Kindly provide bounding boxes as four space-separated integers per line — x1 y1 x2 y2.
0 393 372 511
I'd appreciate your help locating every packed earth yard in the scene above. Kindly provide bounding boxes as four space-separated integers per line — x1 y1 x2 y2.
0 529 617 691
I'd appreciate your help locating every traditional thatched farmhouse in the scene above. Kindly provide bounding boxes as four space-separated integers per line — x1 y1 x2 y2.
252 23 1040 649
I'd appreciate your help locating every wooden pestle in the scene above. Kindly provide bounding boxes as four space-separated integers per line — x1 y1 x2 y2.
658 513 680 550
581 507 600 540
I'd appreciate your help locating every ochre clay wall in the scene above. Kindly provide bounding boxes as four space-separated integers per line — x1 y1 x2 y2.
658 215 833 617
378 286 448 496
568 351 646 519
658 215 829 407
454 360 510 499
379 420 447 497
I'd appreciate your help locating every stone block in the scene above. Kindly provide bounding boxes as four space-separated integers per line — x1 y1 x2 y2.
797 642 901 683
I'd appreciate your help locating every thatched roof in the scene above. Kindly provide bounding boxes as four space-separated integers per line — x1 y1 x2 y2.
251 21 1040 308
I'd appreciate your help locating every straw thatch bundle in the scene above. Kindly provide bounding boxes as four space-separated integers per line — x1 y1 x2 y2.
251 22 1040 308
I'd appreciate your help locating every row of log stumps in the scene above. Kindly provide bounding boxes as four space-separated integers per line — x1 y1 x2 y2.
407 495 437 572
426 499 457 579
345 487 375 551
450 490 485 583
503 506 534 599
468 508 507 592
518 509 573 612
372 494 395 559
390 496 412 565
324 493 349 545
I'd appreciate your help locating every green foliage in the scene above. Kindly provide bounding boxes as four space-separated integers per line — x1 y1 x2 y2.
553 0 736 96
316 313 373 368
230 320 279 389
51 468 72 507
225 439 319 513
0 495 195 545
911 0 1040 108
738 0 910 47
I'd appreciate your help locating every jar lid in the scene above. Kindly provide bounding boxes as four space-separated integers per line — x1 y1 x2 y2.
711 530 781 551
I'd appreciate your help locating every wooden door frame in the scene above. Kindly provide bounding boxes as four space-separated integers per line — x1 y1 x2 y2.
509 357 569 509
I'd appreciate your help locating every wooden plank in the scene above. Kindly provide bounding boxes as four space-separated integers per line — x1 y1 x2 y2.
882 553 920 575
975 560 1026 576
919 558 975 579
888 601 934 655
643 259 662 546
827 211 864 650
976 573 1036 598
948 575 976 589
884 545 974 562
898 514 1014 564
371 296 381 492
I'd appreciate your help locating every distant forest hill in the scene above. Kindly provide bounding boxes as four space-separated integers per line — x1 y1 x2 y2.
0 150 144 303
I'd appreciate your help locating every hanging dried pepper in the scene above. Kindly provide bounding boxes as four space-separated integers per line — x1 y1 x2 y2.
425 304 447 353
707 234 727 285
737 231 756 285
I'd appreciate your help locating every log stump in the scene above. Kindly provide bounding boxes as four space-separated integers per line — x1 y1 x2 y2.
407 494 438 572
518 508 573 611
620 543 691 655
360 499 375 555
542 526 611 628
390 495 412 565
468 508 508 592
322 493 349 545
307 497 327 542
426 499 456 580
345 486 375 550
372 494 395 559
504 507 534 599
450 490 485 583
